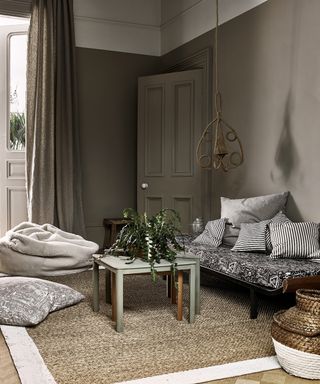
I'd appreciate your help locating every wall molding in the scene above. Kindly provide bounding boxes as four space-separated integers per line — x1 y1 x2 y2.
74 0 268 56
75 16 159 31
74 16 160 56
161 0 268 55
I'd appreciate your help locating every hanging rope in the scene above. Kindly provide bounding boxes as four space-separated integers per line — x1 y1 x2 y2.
196 0 244 171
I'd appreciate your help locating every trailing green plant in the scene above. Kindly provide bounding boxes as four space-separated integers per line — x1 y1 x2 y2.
10 112 25 150
108 208 184 282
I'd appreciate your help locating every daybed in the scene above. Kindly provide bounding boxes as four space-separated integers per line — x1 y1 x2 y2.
179 235 320 318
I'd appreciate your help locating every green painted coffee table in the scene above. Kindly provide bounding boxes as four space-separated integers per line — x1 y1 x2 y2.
92 255 197 332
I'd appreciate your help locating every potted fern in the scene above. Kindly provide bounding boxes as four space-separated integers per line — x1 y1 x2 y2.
108 208 184 281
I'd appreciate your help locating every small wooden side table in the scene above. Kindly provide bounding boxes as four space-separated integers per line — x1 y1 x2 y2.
102 218 129 250
92 255 196 332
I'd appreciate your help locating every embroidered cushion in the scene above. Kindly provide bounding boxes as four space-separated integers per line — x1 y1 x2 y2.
0 277 84 326
270 222 320 259
221 192 289 228
192 218 227 247
232 220 270 252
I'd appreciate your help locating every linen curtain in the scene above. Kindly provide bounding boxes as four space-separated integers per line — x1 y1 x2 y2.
26 0 85 235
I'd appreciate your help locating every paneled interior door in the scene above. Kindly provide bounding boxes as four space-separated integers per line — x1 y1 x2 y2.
0 24 29 235
137 69 203 233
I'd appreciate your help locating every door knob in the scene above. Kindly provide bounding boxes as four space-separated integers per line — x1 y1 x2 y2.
141 183 149 190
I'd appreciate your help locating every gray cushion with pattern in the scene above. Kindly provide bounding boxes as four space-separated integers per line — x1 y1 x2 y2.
0 277 84 326
270 222 320 259
193 218 227 247
232 220 270 252
266 211 291 252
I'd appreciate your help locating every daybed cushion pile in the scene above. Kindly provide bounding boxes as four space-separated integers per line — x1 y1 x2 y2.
0 222 99 277
179 236 320 290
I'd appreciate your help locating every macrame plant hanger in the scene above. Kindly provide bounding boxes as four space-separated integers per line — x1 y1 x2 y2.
196 0 244 171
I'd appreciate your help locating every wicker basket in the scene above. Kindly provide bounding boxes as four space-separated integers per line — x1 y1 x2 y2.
271 289 320 379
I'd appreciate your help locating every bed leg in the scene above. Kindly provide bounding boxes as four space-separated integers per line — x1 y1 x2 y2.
250 288 258 319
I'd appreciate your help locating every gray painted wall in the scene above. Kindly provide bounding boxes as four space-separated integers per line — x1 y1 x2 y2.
77 0 320 245
162 0 320 222
76 48 159 244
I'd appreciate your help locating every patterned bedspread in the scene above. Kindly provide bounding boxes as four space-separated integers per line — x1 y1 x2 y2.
176 235 320 290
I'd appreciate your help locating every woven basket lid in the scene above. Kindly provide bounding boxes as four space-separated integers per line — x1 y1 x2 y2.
296 289 320 315
273 308 320 337
273 289 320 337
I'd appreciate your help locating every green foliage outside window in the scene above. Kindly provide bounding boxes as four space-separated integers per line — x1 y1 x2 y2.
10 112 25 151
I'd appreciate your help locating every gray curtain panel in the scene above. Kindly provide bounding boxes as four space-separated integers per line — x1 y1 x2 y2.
26 0 85 235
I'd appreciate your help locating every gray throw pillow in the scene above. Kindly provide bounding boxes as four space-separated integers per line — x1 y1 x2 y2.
270 222 320 259
222 224 240 247
232 220 270 252
192 218 227 247
221 192 289 228
0 277 84 326
266 211 291 252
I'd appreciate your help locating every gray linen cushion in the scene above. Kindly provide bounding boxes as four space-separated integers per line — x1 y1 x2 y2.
222 224 240 247
270 222 320 259
232 220 270 253
221 192 289 228
266 211 291 252
0 277 84 326
193 218 227 247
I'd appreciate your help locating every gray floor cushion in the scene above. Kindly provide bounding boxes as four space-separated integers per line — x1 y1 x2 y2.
0 277 84 326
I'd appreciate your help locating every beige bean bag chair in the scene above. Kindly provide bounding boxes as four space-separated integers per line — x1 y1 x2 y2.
0 222 98 277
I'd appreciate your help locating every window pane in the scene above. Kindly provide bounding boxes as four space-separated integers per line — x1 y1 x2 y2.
9 33 27 151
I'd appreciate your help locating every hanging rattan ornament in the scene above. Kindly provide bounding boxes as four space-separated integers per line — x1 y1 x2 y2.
196 0 244 171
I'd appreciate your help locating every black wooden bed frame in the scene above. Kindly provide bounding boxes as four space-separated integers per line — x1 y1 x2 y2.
201 266 287 319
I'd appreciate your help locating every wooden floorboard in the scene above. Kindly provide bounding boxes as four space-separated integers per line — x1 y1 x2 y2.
0 331 21 384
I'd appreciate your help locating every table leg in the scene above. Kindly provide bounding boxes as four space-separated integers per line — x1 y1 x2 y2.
177 271 183 320
115 272 124 332
195 258 200 315
171 274 177 304
111 224 117 247
105 269 111 304
111 272 116 321
189 265 196 323
166 275 171 298
93 261 100 312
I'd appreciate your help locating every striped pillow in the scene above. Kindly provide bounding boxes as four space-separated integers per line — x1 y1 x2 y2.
232 220 270 252
192 218 227 247
266 211 291 252
270 222 320 259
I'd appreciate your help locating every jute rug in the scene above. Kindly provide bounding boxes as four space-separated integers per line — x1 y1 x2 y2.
27 271 285 384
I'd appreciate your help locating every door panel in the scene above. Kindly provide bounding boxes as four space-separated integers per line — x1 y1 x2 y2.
172 81 194 176
0 25 28 235
145 196 163 217
144 85 165 176
137 69 203 233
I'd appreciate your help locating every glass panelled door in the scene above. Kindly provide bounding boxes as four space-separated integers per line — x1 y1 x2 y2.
0 18 29 235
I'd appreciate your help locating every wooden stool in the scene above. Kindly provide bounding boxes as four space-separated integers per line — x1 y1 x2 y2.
102 218 129 250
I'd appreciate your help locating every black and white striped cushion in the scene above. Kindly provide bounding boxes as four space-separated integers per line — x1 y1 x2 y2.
192 218 227 247
266 211 291 252
232 220 270 252
270 222 320 259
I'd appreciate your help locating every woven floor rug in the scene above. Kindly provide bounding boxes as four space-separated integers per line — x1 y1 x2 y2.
27 271 285 384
